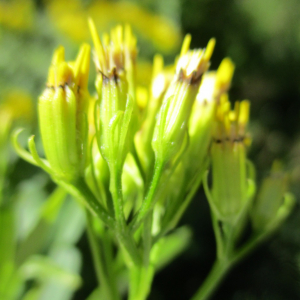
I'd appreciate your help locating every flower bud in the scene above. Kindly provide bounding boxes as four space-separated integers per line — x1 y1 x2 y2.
89 20 137 170
135 54 172 174
152 36 215 165
214 57 235 99
184 58 235 178
251 161 295 231
210 98 251 221
38 44 90 180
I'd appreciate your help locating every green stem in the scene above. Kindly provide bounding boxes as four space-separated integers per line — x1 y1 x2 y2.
210 213 224 260
157 164 207 241
58 176 140 266
231 232 267 265
143 212 153 266
129 264 154 300
129 160 164 233
191 230 269 300
190 259 230 300
56 177 115 229
86 211 120 300
110 165 141 267
109 166 126 229
132 143 146 183
129 210 154 300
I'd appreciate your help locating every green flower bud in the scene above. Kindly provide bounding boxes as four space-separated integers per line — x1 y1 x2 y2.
85 149 110 206
89 20 137 170
38 44 90 181
122 154 144 218
251 161 295 231
135 54 172 175
210 98 251 221
159 59 236 233
185 57 235 178
152 36 215 165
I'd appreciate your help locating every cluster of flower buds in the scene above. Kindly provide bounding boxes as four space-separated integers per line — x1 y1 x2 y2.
13 22 294 296
185 58 235 178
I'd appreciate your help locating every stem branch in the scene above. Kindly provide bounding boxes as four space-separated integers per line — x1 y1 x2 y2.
86 211 120 300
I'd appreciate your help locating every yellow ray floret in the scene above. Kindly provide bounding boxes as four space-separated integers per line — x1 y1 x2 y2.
180 34 192 57
88 18 137 78
215 58 235 94
214 97 250 143
46 44 90 91
175 37 216 83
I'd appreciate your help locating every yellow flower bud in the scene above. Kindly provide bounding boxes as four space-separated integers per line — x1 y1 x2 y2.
152 36 216 165
89 19 137 170
210 99 251 220
38 44 90 181
135 54 172 175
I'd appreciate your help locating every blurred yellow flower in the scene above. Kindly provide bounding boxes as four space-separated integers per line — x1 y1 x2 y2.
0 0 34 31
0 90 33 123
46 0 181 53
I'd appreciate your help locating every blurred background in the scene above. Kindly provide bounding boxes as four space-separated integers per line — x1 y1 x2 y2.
1 0 300 299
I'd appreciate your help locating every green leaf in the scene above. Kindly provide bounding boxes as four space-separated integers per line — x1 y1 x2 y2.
0 206 22 299
151 226 192 271
20 251 82 298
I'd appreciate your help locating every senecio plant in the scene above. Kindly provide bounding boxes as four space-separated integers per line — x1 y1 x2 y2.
13 20 295 300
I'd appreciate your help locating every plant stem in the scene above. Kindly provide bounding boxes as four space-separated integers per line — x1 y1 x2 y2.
129 160 164 233
86 211 120 300
56 177 115 229
231 232 267 265
132 143 146 183
129 211 154 300
190 259 230 300
60 176 140 266
153 166 205 244
109 165 126 229
129 264 154 300
110 165 141 267
191 231 268 300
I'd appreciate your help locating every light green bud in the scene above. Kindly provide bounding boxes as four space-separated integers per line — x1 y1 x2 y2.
251 162 295 231
38 44 90 181
152 37 215 165
210 99 251 221
135 54 171 175
89 20 137 171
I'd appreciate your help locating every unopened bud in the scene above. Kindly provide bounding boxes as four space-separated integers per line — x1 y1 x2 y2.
210 98 251 220
89 19 137 170
251 161 295 231
152 36 215 164
38 44 90 180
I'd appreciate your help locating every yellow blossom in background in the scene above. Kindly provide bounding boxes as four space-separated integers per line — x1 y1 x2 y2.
0 0 34 31
0 90 33 124
46 0 181 53
136 60 153 87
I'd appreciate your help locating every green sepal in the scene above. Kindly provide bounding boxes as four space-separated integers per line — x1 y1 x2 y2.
118 95 134 164
12 128 38 167
152 95 172 162
28 135 53 175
